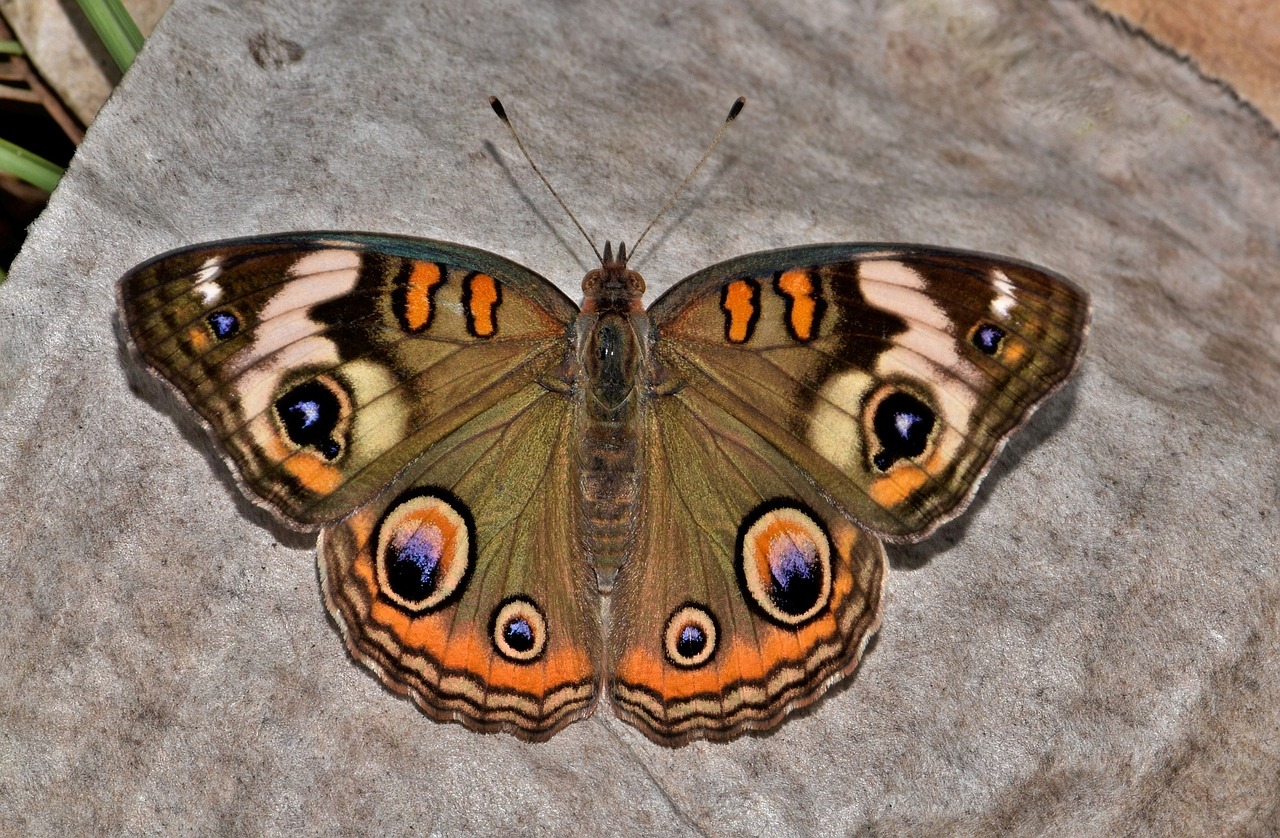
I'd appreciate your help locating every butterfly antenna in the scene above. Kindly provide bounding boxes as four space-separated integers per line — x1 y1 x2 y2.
490 97 604 265
629 96 745 260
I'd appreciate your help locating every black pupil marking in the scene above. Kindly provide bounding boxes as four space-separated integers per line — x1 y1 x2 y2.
503 617 535 652
676 624 706 658
387 527 440 601
973 323 1005 354
769 540 822 616
207 311 239 339
872 392 935 471
275 380 342 459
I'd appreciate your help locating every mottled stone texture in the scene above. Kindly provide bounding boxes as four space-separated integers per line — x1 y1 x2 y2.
1 0 1276 834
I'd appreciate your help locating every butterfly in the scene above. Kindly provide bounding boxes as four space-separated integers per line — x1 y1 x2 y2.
117 102 1089 745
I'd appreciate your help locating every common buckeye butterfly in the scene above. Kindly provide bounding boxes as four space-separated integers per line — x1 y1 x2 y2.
117 99 1088 744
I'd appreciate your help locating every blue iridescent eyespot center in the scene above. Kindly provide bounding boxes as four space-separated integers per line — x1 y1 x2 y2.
503 617 535 652
973 323 1005 355
206 311 239 339
386 526 443 601
275 380 342 460
676 624 707 658
871 392 935 471
768 539 821 616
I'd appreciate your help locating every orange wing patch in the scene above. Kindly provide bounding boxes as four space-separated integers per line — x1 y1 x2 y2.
720 279 760 344
463 273 502 338
613 560 857 700
774 268 825 342
394 260 444 333
867 463 929 507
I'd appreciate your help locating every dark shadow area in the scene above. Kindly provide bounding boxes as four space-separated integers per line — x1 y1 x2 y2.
113 308 317 552
891 369 1088 571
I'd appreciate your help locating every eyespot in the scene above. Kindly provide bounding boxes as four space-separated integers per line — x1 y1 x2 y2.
868 390 935 472
736 500 832 627
373 489 475 613
663 604 718 668
273 375 350 461
971 322 1006 355
206 310 240 340
490 597 548 663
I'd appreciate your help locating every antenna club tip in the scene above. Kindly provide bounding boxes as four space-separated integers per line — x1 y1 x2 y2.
728 97 745 120
489 97 508 121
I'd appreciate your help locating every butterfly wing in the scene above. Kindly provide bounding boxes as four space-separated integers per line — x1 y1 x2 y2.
608 385 887 744
320 380 600 740
605 244 1087 743
120 234 600 737
647 244 1089 540
118 233 578 526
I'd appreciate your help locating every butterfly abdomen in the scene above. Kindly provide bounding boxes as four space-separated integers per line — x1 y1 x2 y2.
576 310 647 590
577 422 640 591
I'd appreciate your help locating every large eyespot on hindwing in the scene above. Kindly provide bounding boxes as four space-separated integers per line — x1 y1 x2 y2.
272 373 352 461
735 500 833 627
663 604 719 668
373 488 476 614
490 596 548 663
865 386 937 472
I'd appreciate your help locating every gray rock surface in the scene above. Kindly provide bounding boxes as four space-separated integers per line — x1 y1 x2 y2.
1 0 1276 834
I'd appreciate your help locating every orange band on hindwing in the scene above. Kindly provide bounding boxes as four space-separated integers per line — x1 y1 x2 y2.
774 269 825 342
463 273 502 338
720 279 761 344
393 260 444 333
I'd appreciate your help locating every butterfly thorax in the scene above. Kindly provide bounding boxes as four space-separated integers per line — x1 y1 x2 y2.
576 242 648 590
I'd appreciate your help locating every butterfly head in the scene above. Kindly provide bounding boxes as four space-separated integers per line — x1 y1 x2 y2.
582 241 645 313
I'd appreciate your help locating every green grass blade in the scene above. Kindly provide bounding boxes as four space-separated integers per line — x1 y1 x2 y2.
0 138 64 192
74 0 145 72
0 40 25 56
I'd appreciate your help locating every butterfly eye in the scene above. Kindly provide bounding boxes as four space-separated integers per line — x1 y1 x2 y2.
869 390 936 472
736 501 833 627
663 604 718 668
491 597 548 663
373 489 475 614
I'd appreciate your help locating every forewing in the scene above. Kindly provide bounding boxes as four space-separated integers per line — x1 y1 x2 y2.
118 233 577 526
649 244 1089 540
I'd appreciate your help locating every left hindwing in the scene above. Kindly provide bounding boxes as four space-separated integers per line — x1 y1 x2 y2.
319 380 601 741
648 244 1090 540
